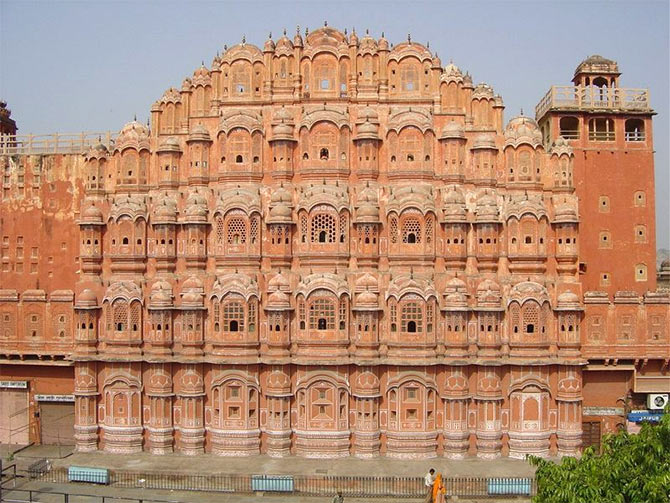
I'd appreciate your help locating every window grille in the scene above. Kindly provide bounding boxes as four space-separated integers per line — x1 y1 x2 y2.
339 213 347 243
425 215 433 244
311 213 336 243
227 217 247 245
402 217 422 244
522 302 539 334
390 216 398 244
401 301 423 332
223 301 245 332
309 298 335 330
250 216 258 244
215 216 225 245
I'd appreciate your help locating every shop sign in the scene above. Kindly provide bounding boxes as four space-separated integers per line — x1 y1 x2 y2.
627 410 663 423
0 380 28 389
583 406 624 416
35 394 75 402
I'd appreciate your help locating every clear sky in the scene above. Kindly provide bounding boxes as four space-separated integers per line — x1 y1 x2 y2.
1 0 668 248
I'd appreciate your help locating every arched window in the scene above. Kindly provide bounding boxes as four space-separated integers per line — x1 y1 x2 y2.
522 302 540 336
320 148 329 160
588 118 615 141
625 119 645 142
559 117 579 139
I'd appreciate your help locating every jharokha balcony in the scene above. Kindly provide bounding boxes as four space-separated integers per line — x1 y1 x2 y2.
535 86 651 119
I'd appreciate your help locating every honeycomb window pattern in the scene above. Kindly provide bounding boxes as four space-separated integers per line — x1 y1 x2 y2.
310 213 336 243
402 218 422 244
227 218 247 245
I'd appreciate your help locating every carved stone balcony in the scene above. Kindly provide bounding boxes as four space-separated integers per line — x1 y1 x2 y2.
535 86 651 119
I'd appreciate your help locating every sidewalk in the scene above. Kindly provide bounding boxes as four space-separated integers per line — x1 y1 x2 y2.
42 448 536 478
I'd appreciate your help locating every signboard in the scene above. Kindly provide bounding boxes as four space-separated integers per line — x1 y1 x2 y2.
0 380 28 389
35 394 75 403
627 410 663 423
583 406 624 416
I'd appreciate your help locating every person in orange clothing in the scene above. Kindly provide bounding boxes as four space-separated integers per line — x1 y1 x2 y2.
432 472 448 503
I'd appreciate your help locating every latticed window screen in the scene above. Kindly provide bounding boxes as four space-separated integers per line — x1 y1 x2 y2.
390 216 398 244
223 301 245 332
309 298 335 330
402 218 422 243
130 302 141 332
522 302 539 333
310 213 336 243
227 218 247 244
511 304 521 333
215 216 225 245
339 298 347 327
401 301 423 332
426 302 433 332
300 215 308 242
400 132 420 159
390 303 397 329
106 307 113 331
541 303 550 334
213 302 221 331
250 217 258 244
339 213 347 243
248 300 256 332
425 216 433 244
114 302 127 330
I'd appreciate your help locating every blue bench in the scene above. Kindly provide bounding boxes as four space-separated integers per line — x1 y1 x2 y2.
68 466 110 485
251 475 294 492
487 478 532 495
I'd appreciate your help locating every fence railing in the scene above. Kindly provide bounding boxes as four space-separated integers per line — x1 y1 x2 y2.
0 132 117 156
28 466 536 499
536 86 650 118
0 487 181 503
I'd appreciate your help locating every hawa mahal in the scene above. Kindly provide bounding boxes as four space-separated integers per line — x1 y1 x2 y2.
1 26 668 459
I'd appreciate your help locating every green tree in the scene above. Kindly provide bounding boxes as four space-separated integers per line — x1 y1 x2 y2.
529 408 670 503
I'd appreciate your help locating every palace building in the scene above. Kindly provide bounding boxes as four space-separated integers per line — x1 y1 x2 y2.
0 27 668 459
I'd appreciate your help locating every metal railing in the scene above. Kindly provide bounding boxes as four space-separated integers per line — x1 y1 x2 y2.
1 488 181 503
29 466 536 499
535 86 650 118
0 132 117 156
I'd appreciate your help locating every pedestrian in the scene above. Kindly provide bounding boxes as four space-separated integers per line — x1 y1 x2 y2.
424 468 436 503
332 489 344 503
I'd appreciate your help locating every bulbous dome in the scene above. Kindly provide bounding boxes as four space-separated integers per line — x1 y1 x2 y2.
554 202 578 223
356 289 378 308
270 185 292 204
76 288 98 308
81 205 103 222
355 120 380 140
150 280 173 307
356 272 378 291
188 124 212 142
378 33 389 50
184 191 208 219
357 201 380 220
276 31 293 52
439 120 465 140
472 133 497 150
264 35 276 52
157 136 181 153
358 106 379 123
267 289 290 308
504 115 542 148
269 203 292 221
115 120 150 152
557 291 580 309
475 192 499 222
182 275 203 290
268 270 291 291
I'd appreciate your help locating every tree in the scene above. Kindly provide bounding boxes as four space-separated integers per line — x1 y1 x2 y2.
529 408 670 503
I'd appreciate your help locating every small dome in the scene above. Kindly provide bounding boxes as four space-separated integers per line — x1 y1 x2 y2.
182 276 202 290
355 120 380 140
76 288 98 308
378 34 389 51
358 106 379 123
276 32 293 51
188 124 211 142
357 202 380 220
661 259 670 269
446 276 467 290
439 120 465 140
115 120 150 151
270 185 292 204
81 205 103 221
356 289 378 307
150 280 173 307
194 64 209 78
275 106 293 123
356 272 378 291
443 61 462 77
472 133 497 150
443 187 465 205
269 203 292 220
267 290 290 308
264 35 276 52
157 136 182 153
504 115 542 148
575 55 619 76
268 271 291 290
184 191 208 219
272 122 295 139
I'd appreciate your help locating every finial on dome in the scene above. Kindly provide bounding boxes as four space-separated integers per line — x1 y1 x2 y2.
283 28 287 36
381 31 385 37
520 108 524 116
133 114 137 121
407 33 411 44
242 34 246 44
201 60 204 66
268 32 272 39
427 41 430 48
305 26 309 36
366 28 369 35
410 267 414 279
224 44 228 51
344 28 347 35
324 20 328 27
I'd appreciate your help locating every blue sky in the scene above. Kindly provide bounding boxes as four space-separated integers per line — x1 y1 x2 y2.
1 0 668 247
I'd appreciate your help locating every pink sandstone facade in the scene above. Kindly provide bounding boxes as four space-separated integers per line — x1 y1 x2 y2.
0 27 668 459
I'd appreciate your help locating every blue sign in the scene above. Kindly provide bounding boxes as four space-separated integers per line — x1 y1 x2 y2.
627 410 664 423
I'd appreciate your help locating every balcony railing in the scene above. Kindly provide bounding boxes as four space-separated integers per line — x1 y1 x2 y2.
536 86 650 119
0 132 116 156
